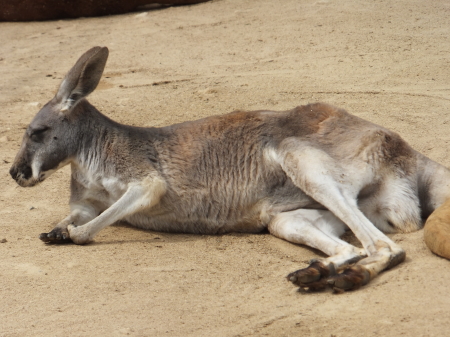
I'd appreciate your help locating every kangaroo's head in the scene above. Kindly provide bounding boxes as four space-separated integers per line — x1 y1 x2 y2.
10 46 109 187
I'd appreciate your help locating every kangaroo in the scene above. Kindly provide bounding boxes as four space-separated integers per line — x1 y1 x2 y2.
9 46 450 292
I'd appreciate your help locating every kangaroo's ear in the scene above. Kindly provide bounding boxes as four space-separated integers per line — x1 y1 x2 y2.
56 46 109 113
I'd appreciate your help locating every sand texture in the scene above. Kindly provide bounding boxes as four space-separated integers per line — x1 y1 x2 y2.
1 0 450 336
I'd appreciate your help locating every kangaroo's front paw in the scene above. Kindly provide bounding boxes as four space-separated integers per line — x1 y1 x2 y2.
67 225 92 245
287 261 335 291
39 227 72 243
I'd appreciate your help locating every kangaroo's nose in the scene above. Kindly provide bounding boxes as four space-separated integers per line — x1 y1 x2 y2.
9 165 18 180
10 163 32 181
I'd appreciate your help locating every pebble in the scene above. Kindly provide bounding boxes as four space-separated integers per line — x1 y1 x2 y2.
135 12 148 18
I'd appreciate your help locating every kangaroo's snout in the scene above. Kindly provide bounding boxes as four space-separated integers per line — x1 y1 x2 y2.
10 161 33 186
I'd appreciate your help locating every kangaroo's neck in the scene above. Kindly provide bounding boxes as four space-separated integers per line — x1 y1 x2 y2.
73 100 162 177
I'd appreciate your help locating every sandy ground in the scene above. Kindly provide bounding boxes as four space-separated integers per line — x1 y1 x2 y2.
1 0 450 336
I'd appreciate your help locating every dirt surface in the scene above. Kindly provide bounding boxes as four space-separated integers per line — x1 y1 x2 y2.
1 0 450 336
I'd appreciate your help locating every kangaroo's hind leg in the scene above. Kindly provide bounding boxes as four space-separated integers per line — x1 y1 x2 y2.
276 140 407 291
269 209 366 291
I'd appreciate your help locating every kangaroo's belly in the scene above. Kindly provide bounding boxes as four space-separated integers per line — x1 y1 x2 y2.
123 191 319 234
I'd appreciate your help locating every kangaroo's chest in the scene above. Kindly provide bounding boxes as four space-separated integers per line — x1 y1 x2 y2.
72 168 128 207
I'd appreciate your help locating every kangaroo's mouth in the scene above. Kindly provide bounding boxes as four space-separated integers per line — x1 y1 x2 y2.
13 174 42 187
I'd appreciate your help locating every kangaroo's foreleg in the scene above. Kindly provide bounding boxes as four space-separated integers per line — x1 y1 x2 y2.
67 177 166 244
40 174 105 243
39 202 99 243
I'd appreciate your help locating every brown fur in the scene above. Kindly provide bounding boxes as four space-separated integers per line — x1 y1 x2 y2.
0 0 210 22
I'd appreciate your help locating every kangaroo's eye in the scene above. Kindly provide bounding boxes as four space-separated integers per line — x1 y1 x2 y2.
30 127 49 141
